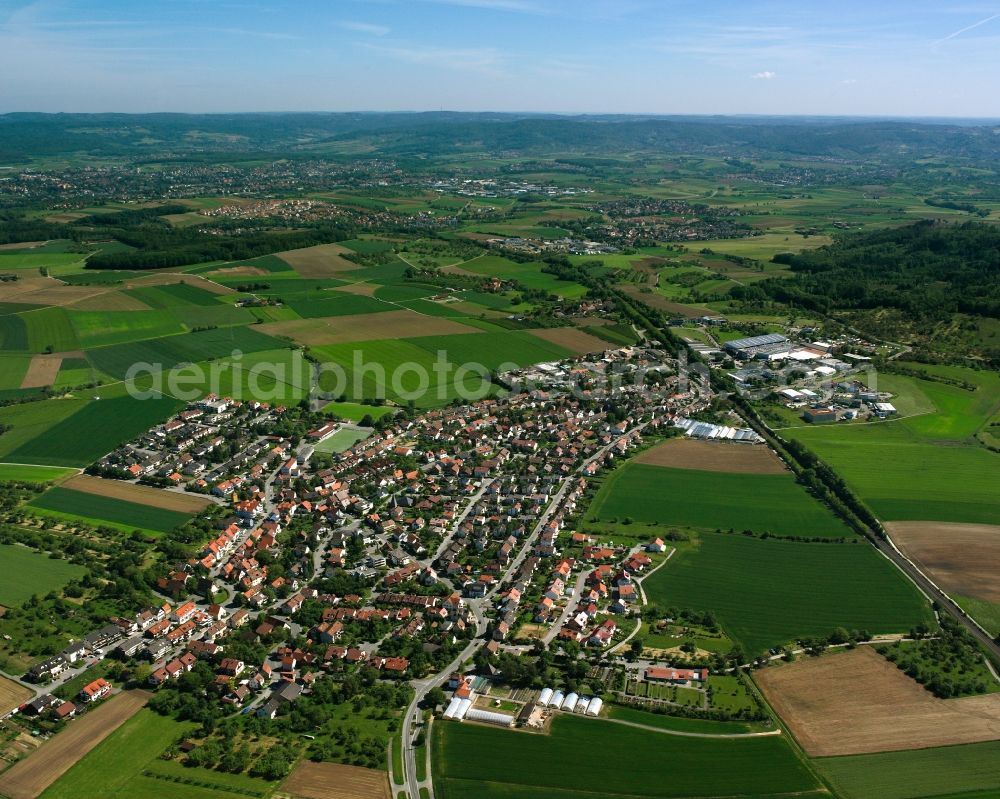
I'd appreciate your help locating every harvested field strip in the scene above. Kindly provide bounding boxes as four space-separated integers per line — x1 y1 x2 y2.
60 475 212 512
281 761 390 799
65 290 152 311
20 354 63 388
120 273 231 294
277 243 362 277
886 521 1000 603
755 647 1000 756
28 486 194 534
260 309 479 346
634 437 788 474
0 690 150 799
0 675 32 716
526 327 610 355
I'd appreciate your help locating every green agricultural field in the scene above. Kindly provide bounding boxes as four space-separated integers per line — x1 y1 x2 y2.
89 325 288 379
285 293 392 318
0 354 32 389
642 532 932 654
125 283 223 308
0 398 88 461
312 331 571 407
433 714 823 799
954 596 1000 637
0 545 86 607
4 394 183 466
0 315 29 350
40 709 275 799
813 740 1000 799
28 486 194 535
0 251 89 273
589 463 854 538
604 705 765 734
21 307 79 353
0 463 75 482
785 367 1000 524
69 309 186 349
159 348 311 403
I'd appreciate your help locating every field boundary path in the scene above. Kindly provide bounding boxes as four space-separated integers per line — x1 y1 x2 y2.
592 714 783 739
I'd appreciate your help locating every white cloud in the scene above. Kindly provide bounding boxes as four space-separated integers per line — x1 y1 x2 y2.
339 21 390 36
751 70 776 79
841 78 857 84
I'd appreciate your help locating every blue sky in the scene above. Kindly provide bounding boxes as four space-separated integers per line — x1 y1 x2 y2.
1 0 999 115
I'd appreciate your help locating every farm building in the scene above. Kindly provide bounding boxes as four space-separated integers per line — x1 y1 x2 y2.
538 687 553 706
465 708 514 727
586 698 603 716
803 408 838 424
562 692 579 712
576 697 591 714
550 690 565 708
645 667 709 684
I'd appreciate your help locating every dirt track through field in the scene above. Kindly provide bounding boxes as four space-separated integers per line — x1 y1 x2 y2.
278 244 362 277
0 690 150 799
529 327 609 356
887 521 1000 603
20 355 62 388
755 647 1000 756
260 309 478 346
280 761 390 799
635 437 787 474
61 475 212 513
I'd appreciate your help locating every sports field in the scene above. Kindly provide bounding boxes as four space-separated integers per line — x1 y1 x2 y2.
28 486 195 534
0 691 150 799
589 462 853 538
642 532 932 653
0 544 86 607
433 714 824 799
756 647 1000 756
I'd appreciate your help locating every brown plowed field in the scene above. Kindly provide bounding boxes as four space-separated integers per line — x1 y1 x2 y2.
0 690 150 799
280 761 390 799
755 647 1000 756
260 309 478 346
204 265 268 277
634 437 787 474
278 244 361 277
529 327 609 356
20 355 63 388
67 290 152 311
887 521 1000 603
61 475 212 513
335 282 378 296
0 675 31 716
122 273 232 295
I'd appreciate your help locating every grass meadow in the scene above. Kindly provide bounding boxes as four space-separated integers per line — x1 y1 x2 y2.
40 709 275 799
433 714 823 799
642 532 933 654
0 545 86 607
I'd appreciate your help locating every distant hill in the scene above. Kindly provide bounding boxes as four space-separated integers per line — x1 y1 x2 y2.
2 112 1000 163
